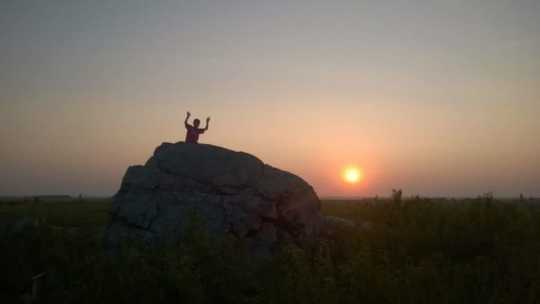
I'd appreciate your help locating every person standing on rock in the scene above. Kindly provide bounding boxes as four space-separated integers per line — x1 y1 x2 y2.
184 111 210 144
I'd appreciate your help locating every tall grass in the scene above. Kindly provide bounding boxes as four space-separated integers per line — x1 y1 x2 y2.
1 198 540 303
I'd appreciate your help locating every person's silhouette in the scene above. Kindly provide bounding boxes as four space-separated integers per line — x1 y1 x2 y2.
184 111 210 144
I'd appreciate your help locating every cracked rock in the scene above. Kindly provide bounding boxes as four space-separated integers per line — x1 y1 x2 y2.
103 142 323 254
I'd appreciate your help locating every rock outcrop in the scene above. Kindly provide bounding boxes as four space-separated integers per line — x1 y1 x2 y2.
104 142 322 254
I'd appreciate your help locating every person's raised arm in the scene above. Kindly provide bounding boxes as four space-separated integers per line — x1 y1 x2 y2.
184 111 191 128
204 117 210 131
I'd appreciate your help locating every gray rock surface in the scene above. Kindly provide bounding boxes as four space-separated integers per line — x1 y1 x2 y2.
104 142 323 254
320 216 356 238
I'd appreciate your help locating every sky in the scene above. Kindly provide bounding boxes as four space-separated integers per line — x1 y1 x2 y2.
1 0 539 198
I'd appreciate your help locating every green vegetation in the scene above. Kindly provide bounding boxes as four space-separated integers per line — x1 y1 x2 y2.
2 197 540 303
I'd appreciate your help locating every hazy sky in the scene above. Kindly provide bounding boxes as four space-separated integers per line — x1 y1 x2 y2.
1 0 539 197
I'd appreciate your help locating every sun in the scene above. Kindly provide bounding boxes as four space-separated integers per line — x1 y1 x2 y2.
342 166 364 184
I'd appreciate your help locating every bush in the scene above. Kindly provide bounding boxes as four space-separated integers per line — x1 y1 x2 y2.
1 198 540 303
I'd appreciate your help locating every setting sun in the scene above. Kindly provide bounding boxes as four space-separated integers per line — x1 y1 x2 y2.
342 166 364 184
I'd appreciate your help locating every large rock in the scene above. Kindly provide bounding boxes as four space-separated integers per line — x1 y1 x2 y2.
104 142 322 254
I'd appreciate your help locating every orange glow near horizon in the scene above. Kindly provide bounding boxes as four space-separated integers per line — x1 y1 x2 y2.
342 166 364 184
1 1 539 198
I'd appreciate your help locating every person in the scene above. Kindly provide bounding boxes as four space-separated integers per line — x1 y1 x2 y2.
184 111 210 144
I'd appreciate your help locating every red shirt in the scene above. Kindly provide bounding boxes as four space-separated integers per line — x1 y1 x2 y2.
185 125 205 143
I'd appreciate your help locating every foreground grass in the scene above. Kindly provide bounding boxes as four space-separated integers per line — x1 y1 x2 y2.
1 198 540 303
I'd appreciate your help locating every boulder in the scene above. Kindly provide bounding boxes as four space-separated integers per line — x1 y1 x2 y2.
320 216 355 238
104 142 323 254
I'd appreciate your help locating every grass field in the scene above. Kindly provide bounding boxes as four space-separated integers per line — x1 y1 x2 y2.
2 197 540 303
